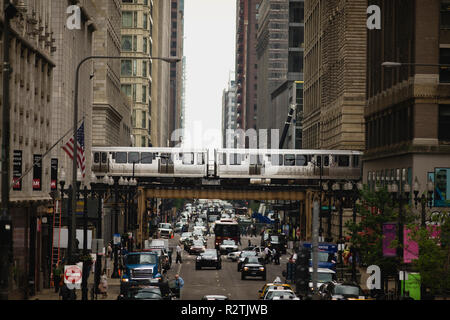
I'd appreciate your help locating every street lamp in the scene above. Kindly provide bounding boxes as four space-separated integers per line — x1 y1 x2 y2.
388 180 411 299
69 55 181 265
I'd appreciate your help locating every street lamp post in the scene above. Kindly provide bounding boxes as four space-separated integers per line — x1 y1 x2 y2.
69 55 180 265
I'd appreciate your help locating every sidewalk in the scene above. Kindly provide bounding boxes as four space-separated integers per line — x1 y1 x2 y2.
28 272 121 301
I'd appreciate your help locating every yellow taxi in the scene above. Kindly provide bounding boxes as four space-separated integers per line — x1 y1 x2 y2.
258 278 294 299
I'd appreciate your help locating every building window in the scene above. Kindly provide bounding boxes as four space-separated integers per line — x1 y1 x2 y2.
439 105 450 140
143 13 148 29
142 85 147 102
441 1 450 29
132 84 137 102
122 11 133 28
121 60 132 76
142 111 147 129
143 37 148 53
133 59 137 76
142 61 147 77
121 35 132 51
440 48 450 83
121 84 132 98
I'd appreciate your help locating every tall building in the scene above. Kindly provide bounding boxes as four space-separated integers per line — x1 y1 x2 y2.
222 74 237 148
168 0 184 146
120 0 154 147
235 0 260 132
303 0 366 150
151 0 172 147
93 0 132 148
256 0 289 144
364 0 450 203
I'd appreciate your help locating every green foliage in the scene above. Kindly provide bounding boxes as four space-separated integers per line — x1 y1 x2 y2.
407 211 450 295
344 186 417 277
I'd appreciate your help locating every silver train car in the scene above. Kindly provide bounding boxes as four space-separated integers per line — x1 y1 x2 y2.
92 147 209 178
92 147 362 181
215 148 362 181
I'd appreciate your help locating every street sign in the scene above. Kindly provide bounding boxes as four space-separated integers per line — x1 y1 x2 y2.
64 265 82 288
113 234 121 245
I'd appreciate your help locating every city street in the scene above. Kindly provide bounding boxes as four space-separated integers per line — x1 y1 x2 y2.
170 233 289 300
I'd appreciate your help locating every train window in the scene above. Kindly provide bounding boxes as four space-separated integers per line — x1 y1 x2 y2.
182 153 194 165
161 153 173 165
352 155 360 168
141 152 153 164
295 155 306 166
219 153 226 165
250 154 262 165
270 154 283 166
337 155 350 167
324 156 329 167
115 152 127 164
197 153 205 165
101 152 107 163
94 153 100 163
316 155 322 167
230 153 242 165
284 154 295 166
128 152 139 164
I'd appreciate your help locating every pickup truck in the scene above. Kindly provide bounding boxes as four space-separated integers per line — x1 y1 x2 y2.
157 223 174 239
121 252 162 286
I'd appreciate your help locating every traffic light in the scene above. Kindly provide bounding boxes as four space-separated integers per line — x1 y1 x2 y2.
295 247 311 297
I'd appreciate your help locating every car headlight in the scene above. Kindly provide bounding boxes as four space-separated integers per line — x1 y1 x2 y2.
243 267 249 271
259 267 265 271
121 278 129 282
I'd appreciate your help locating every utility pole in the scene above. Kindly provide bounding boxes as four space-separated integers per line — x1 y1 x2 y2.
311 201 319 299
0 0 18 300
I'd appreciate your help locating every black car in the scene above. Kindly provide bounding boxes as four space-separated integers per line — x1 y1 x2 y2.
196 249 222 270
237 250 258 271
118 285 163 300
267 234 287 254
318 282 368 300
241 256 266 280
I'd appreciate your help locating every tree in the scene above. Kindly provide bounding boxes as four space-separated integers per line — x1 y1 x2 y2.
344 186 416 290
407 208 450 297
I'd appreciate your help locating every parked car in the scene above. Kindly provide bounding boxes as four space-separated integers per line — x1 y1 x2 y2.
241 256 266 280
196 249 222 270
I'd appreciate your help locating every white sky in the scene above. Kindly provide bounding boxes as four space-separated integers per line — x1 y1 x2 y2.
183 0 236 149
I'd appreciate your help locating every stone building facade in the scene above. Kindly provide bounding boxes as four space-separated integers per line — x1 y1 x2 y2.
303 0 366 151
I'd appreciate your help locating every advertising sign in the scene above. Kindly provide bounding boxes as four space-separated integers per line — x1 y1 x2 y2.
382 223 397 257
32 154 42 191
434 168 450 207
12 150 22 191
51 158 58 190
402 273 421 300
403 228 419 263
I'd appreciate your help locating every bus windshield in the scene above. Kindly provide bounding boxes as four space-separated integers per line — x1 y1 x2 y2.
214 224 239 237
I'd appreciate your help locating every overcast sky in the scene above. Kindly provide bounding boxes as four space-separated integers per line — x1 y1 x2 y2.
183 0 236 149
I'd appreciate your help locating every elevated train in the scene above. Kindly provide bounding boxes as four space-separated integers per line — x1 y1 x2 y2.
91 147 362 183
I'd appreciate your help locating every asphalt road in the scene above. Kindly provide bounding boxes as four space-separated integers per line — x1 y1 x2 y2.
167 231 290 300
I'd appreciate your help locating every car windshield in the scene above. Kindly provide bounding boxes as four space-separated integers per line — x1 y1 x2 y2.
334 285 361 296
241 251 257 257
193 240 204 246
270 236 279 242
132 289 162 300
246 257 261 264
181 232 191 238
313 273 334 283
223 240 236 245
159 223 171 229
266 291 295 300
202 250 217 257
126 254 157 265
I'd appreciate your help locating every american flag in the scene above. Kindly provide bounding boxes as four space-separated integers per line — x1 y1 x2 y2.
62 121 86 178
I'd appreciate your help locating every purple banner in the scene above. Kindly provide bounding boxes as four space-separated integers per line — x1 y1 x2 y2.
383 223 397 257
403 228 419 263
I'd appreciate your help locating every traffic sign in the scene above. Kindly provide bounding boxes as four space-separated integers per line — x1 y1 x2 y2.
64 265 82 287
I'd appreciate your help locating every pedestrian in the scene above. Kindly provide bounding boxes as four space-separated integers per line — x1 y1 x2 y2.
264 246 271 264
98 271 108 299
174 274 184 299
176 244 183 264
52 261 63 293
107 242 113 260
159 277 171 300
59 283 76 300
250 224 254 237
248 239 252 247
273 248 280 265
